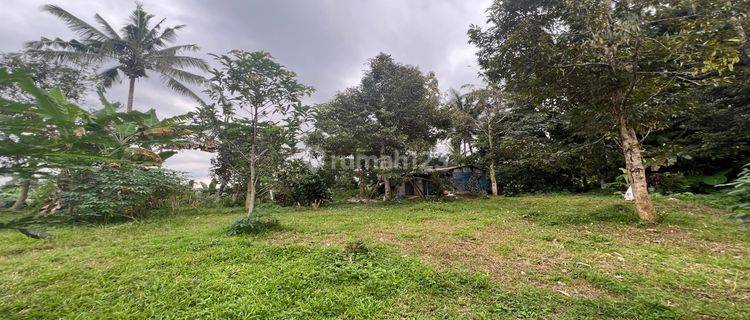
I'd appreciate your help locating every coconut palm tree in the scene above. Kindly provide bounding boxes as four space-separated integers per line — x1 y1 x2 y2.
447 88 479 161
26 4 209 112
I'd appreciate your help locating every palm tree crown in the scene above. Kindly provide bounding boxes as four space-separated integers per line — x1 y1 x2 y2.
27 4 209 111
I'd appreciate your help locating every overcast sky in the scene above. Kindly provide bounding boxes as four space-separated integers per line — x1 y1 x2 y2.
0 0 491 182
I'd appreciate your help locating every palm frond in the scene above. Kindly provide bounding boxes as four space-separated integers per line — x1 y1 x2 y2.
25 49 104 64
161 75 205 104
155 67 205 85
98 66 121 88
150 45 200 56
26 37 118 61
124 3 154 42
151 55 209 71
142 18 166 46
26 37 82 50
156 25 185 44
41 5 110 42
94 14 122 40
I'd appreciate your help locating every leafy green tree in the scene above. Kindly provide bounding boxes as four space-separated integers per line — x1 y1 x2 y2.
470 0 741 221
0 52 94 103
194 104 309 205
308 88 375 199
465 85 509 196
26 3 209 111
311 53 448 199
273 159 332 208
203 50 313 216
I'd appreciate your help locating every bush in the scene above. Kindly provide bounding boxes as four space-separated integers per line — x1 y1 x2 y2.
274 160 332 208
0 189 17 208
227 215 280 235
59 165 189 221
720 164 750 227
652 172 693 194
344 240 369 255
428 172 456 196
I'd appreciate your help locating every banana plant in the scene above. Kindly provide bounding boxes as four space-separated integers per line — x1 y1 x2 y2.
1 68 190 172
1 68 191 237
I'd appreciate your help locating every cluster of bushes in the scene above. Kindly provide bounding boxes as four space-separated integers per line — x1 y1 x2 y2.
721 164 750 226
273 160 332 208
59 166 189 221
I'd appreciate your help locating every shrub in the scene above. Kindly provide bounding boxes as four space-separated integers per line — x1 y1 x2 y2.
274 160 332 208
652 172 692 194
227 215 280 235
344 240 369 255
720 164 750 227
428 172 456 196
59 165 188 221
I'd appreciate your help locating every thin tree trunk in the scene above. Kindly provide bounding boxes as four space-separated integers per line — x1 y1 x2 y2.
245 106 258 217
617 112 656 222
487 118 498 196
218 181 226 195
380 146 391 199
126 77 136 112
357 169 366 199
245 159 256 216
489 162 498 196
11 179 30 210
383 178 391 199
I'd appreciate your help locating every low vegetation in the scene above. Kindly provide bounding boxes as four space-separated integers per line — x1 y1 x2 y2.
2 195 748 319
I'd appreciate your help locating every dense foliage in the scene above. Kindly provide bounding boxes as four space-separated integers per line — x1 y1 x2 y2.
722 164 750 226
273 160 332 208
227 215 280 236
308 53 449 199
0 52 93 103
467 0 747 220
60 166 188 221
0 68 191 234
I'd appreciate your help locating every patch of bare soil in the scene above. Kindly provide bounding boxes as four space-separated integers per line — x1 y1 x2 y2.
266 219 611 298
392 223 611 298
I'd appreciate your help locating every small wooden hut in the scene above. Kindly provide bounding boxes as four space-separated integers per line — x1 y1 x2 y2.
391 166 489 197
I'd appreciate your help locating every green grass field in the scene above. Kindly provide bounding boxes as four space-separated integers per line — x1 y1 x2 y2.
1 195 749 319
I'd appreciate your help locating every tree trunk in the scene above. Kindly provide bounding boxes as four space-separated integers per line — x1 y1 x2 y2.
11 179 30 210
358 169 366 199
245 106 259 217
383 177 391 199
489 162 498 196
218 181 226 195
487 121 498 196
380 146 391 199
245 160 256 216
126 77 136 112
617 112 657 222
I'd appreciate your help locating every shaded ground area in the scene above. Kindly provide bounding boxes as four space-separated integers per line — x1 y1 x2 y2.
1 195 748 319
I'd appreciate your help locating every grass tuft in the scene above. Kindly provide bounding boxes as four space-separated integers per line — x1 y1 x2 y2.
227 214 280 236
